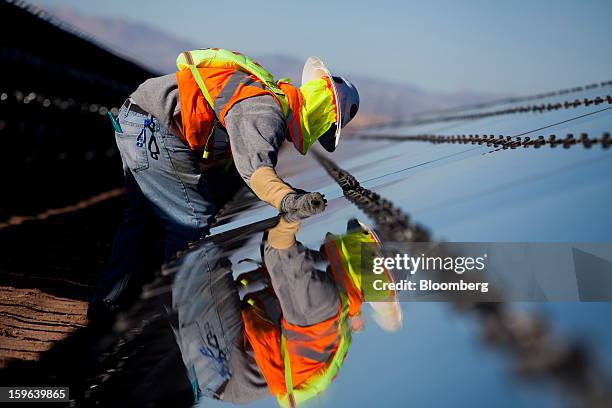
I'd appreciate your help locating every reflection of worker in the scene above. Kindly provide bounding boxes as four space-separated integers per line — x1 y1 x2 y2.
241 218 401 407
89 48 360 320
172 217 401 406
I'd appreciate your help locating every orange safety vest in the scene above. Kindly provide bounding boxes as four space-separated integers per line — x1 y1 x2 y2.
175 65 305 159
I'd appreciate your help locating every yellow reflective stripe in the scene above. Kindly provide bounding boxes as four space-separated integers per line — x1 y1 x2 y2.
277 94 290 117
339 238 361 289
188 64 215 109
175 52 188 69
276 293 352 407
280 334 295 405
201 123 217 159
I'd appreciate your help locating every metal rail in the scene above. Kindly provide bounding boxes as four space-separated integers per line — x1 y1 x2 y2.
359 131 612 151
370 80 612 128
406 95 612 125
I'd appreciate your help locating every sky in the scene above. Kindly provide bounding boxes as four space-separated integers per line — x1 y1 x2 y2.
27 0 612 95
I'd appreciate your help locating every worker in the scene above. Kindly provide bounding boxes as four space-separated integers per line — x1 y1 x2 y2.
88 48 360 322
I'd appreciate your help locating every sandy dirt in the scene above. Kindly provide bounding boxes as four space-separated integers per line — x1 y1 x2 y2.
0 286 88 366
0 193 125 372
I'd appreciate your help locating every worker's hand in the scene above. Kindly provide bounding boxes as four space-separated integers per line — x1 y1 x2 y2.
281 192 327 222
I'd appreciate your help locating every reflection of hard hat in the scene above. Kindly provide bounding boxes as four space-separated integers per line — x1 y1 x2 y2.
302 56 360 152
324 219 403 332
369 301 403 332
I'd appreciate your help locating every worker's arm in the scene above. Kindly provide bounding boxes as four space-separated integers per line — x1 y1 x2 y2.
263 219 340 326
224 95 326 216
250 166 295 210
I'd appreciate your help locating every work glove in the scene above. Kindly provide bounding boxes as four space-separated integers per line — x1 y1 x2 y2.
281 192 327 222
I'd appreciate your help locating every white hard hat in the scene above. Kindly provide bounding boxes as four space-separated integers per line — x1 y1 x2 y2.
302 56 360 152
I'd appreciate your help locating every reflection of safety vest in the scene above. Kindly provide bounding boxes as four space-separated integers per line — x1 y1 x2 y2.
242 229 382 407
242 292 351 408
323 227 395 305
175 48 308 159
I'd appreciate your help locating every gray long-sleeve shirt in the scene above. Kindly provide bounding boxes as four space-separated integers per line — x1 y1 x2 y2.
130 74 286 187
263 242 340 326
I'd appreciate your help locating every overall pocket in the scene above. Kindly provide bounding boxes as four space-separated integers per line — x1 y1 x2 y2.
115 125 150 173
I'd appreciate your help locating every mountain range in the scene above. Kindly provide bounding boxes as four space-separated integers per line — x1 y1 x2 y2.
48 6 501 126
